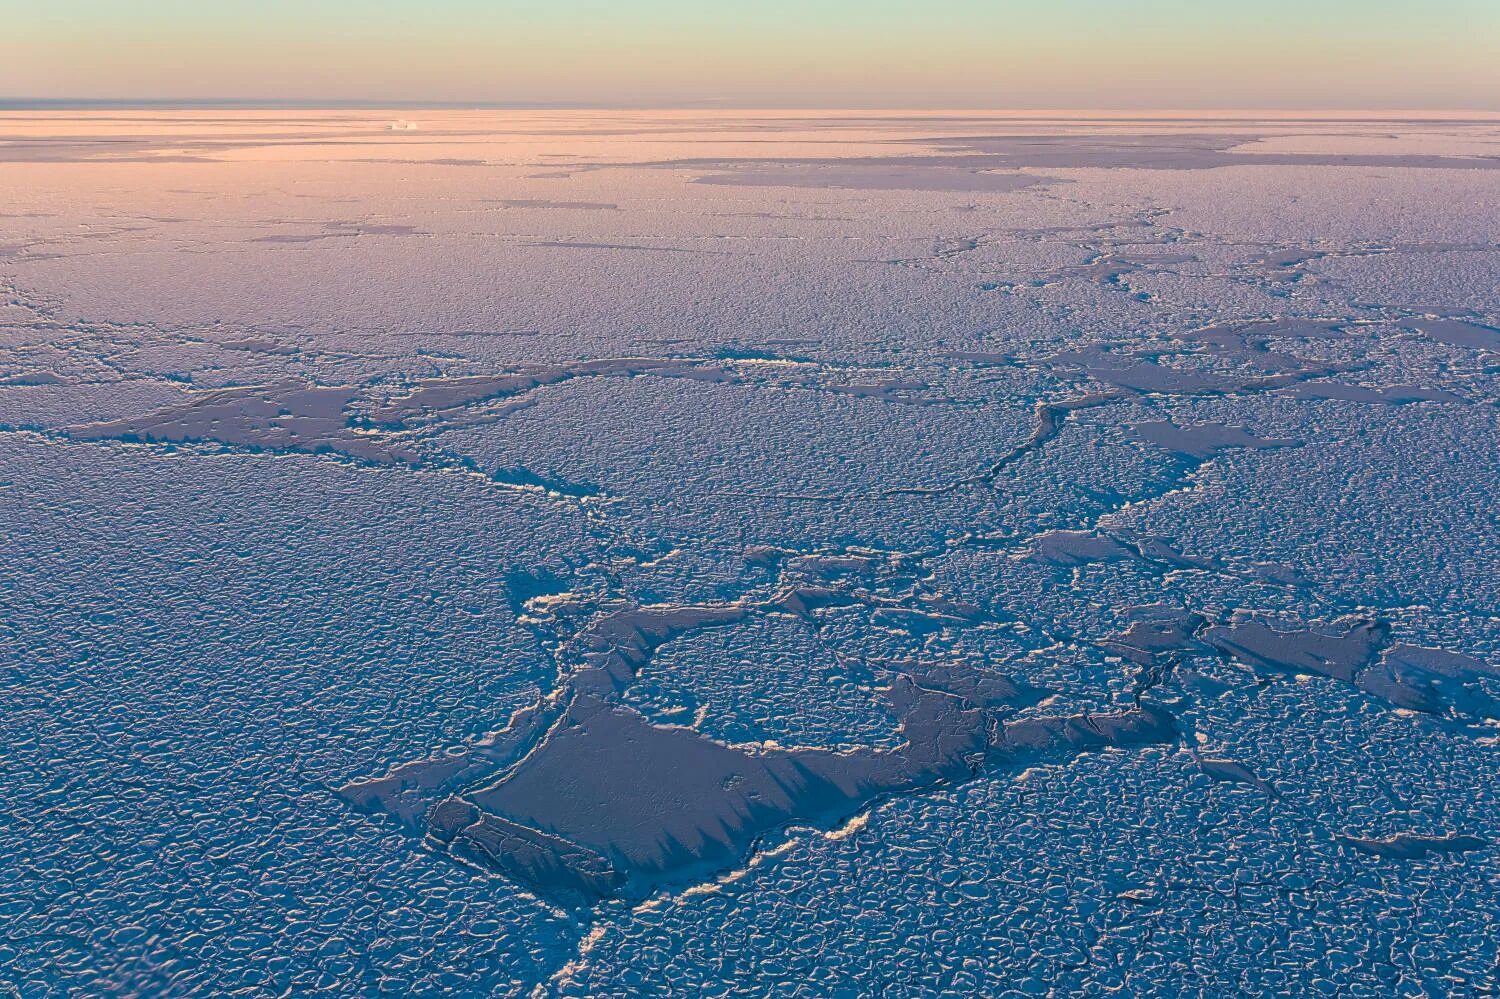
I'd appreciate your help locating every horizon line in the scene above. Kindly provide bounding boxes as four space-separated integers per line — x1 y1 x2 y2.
3 98 1499 118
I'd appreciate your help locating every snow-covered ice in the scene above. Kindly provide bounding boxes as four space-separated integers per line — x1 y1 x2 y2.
2 109 1498 996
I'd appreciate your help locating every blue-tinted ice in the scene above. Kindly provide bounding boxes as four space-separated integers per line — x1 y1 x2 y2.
2 111 1498 996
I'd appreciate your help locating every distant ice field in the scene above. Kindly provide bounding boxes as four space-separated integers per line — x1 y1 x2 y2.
1 110 1497 997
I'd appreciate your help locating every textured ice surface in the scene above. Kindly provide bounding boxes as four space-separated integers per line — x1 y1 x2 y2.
2 110 1498 996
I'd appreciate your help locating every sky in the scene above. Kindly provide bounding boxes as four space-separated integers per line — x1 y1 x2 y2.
7 0 1499 109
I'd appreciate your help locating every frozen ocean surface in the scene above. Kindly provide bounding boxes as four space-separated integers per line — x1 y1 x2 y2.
1 110 1498 996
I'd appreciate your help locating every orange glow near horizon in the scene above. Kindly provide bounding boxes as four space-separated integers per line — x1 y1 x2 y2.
6 1 1499 109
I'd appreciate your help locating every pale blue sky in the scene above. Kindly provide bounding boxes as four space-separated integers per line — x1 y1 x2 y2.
7 0 1498 107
